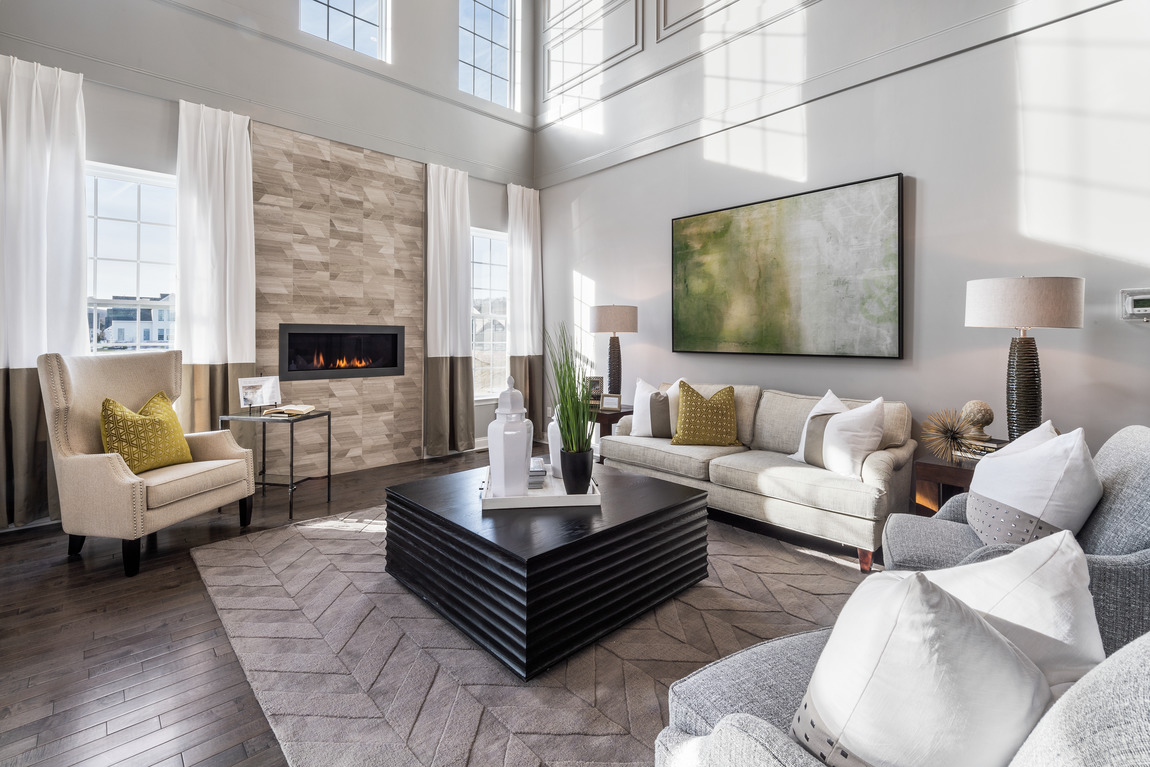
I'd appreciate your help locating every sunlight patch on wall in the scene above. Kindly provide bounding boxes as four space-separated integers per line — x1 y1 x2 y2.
700 11 808 180
573 270 597 370
1016 4 1150 266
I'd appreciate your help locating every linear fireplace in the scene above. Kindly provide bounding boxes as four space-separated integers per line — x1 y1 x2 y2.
279 324 405 381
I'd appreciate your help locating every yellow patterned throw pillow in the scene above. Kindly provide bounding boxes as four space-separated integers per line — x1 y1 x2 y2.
101 391 193 474
671 383 742 447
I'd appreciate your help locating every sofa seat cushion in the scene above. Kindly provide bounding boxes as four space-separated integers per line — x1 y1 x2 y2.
708 451 886 520
599 436 747 481
140 458 250 509
669 628 831 737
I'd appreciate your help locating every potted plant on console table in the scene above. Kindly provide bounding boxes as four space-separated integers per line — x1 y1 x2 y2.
546 323 599 495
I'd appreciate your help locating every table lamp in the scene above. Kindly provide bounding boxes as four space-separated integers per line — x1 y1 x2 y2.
590 305 638 396
964 276 1084 440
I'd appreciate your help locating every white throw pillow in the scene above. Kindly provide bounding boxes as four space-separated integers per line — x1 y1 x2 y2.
968 426 1102 546
666 378 686 437
630 378 659 437
992 420 1060 457
886 530 1104 696
792 572 1051 767
789 390 847 463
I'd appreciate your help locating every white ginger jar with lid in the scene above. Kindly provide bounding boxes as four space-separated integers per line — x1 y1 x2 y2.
488 376 533 497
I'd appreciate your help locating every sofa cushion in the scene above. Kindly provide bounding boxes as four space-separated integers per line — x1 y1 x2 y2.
667 382 761 446
599 436 746 481
140 458 250 508
672 383 741 447
752 390 910 455
709 450 885 520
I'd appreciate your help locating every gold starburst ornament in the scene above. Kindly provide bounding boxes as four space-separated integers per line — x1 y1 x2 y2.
922 409 978 462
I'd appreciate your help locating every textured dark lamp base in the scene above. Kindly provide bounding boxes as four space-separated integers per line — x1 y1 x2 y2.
607 334 622 395
1007 335 1042 440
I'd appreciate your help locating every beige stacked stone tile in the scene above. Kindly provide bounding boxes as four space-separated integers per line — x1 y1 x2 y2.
251 122 424 479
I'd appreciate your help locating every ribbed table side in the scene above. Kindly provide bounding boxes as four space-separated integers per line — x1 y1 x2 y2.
385 491 708 679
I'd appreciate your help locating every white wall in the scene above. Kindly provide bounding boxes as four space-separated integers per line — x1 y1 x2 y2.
541 0 1150 451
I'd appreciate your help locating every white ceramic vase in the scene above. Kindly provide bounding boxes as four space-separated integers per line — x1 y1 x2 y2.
548 412 563 478
488 377 532 497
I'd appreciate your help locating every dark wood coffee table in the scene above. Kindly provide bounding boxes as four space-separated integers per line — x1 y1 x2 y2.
384 466 709 679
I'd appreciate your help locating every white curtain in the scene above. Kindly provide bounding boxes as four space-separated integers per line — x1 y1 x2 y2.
425 163 474 456
175 100 256 432
507 183 543 433
0 56 87 526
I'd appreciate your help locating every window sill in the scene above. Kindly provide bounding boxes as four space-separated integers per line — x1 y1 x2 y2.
475 396 499 406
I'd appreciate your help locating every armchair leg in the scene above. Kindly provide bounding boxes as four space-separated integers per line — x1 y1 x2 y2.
122 539 141 577
239 495 253 527
858 549 874 573
68 535 86 556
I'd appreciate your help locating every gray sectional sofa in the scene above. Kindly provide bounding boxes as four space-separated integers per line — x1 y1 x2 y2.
600 387 916 571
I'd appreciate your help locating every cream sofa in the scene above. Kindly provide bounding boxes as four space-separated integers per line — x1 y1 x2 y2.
600 386 916 571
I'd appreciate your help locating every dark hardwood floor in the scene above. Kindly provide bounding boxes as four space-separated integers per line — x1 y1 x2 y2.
0 449 504 767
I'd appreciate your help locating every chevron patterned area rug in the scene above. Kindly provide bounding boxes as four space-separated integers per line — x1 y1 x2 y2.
191 506 865 766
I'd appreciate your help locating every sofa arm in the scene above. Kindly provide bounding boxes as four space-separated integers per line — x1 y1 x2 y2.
861 440 916 486
614 415 633 436
186 429 250 461
1085 548 1150 656
54 452 147 540
659 714 820 767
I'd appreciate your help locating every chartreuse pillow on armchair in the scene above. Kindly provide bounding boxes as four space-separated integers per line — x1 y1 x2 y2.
100 391 193 474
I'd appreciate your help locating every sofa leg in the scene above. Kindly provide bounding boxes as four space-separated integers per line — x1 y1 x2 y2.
239 495 253 527
857 549 874 573
67 535 86 556
122 539 141 577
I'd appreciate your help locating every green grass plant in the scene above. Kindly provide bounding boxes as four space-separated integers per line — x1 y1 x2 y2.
545 323 599 454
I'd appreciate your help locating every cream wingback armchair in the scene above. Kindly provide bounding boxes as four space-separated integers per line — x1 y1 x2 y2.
37 350 255 577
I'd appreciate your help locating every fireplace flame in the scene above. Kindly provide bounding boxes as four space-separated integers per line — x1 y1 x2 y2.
311 350 373 369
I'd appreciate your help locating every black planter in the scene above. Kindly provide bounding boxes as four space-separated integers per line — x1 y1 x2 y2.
560 449 594 496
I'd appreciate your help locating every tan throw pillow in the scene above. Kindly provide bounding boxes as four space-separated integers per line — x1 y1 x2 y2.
671 383 741 446
101 391 193 474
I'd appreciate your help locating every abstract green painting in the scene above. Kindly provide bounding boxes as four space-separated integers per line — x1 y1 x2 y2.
672 174 902 358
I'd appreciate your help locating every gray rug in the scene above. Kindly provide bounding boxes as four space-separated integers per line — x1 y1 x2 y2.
191 506 865 766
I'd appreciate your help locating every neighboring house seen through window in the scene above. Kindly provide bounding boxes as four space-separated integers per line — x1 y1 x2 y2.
459 0 512 107
86 162 176 353
471 228 509 399
301 0 388 61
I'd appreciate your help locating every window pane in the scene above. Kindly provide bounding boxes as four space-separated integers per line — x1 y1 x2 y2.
475 3 491 39
86 176 95 216
490 293 507 316
104 307 138 347
140 185 175 224
492 44 509 79
356 0 379 24
473 288 490 315
472 236 490 262
330 0 353 13
355 19 379 57
492 12 509 47
459 29 474 65
98 178 137 220
475 36 492 71
139 264 174 300
87 218 95 264
140 225 175 263
329 9 354 48
95 260 138 300
492 77 509 107
474 262 490 290
474 69 491 101
301 0 327 37
491 265 507 291
460 0 474 31
97 219 138 261
458 62 474 94
490 238 507 266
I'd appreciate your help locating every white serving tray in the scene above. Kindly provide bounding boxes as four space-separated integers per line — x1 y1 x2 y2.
480 467 602 510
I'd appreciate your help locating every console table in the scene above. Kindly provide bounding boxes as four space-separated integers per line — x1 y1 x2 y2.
218 410 332 519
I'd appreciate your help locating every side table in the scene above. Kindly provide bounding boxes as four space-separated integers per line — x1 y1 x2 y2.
913 453 978 516
594 407 633 463
218 410 332 519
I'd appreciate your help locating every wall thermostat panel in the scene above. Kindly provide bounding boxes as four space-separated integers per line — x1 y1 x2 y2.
1119 288 1150 320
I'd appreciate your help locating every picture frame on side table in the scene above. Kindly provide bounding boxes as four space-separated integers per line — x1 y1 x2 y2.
599 394 621 412
238 376 282 409
586 376 604 406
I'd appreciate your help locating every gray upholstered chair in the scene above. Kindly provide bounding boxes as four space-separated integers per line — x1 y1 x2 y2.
38 350 255 577
883 424 1150 655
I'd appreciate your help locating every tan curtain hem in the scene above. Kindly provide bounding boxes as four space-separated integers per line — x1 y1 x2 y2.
2 367 55 526
510 355 544 438
425 356 475 457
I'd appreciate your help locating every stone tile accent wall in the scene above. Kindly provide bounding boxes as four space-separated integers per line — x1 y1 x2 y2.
251 121 424 478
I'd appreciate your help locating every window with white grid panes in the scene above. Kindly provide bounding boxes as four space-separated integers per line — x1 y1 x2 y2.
301 0 387 61
459 0 512 108
471 229 510 398
86 163 176 353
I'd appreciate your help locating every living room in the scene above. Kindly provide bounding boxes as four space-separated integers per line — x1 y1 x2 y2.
2 0 1149 765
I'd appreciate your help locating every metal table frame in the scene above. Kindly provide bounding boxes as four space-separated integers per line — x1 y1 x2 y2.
218 410 332 519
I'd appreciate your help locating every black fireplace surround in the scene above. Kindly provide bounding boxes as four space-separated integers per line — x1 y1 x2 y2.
279 324 404 381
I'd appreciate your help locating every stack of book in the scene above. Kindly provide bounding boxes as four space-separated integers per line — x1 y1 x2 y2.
528 457 548 489
954 438 1009 461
